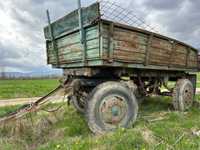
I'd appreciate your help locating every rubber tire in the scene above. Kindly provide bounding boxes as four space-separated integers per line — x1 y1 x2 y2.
71 79 86 114
172 79 194 111
133 88 145 104
72 96 85 114
124 81 145 104
86 81 138 134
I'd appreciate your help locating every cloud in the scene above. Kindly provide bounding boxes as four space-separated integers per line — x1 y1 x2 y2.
0 0 199 73
142 0 184 10
0 0 78 72
139 0 200 48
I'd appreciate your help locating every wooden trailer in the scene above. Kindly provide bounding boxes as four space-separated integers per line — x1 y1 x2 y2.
44 2 199 134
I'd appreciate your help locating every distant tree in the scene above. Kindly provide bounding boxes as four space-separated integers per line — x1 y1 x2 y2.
0 66 6 79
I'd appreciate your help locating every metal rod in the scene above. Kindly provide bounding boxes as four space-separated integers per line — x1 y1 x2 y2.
46 9 59 66
77 0 86 64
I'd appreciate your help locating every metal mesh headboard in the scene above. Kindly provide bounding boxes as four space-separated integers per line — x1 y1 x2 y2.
98 0 158 33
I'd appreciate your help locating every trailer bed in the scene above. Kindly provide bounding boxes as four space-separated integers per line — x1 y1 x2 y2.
44 2 198 72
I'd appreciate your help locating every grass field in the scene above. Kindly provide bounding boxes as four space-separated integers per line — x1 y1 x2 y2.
0 79 59 99
0 97 199 150
0 77 199 150
0 74 200 100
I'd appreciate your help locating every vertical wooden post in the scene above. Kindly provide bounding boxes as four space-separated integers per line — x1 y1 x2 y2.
77 0 87 65
186 48 190 68
168 41 176 68
108 23 114 62
99 22 104 59
46 10 59 66
145 33 153 66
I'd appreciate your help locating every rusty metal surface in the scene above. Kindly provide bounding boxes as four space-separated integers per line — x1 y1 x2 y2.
173 79 194 111
99 94 128 126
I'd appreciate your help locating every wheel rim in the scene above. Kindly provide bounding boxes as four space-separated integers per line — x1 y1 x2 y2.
72 95 86 113
180 83 194 110
99 95 128 127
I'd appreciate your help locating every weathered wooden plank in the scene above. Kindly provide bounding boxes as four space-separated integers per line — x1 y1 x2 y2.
108 23 114 61
149 48 171 57
102 36 109 59
114 47 146 54
56 27 98 49
174 44 187 54
114 40 137 49
150 52 186 62
48 31 98 49
86 38 99 49
188 50 197 57
150 58 186 67
151 37 172 51
151 44 172 52
150 54 186 64
101 24 110 38
149 49 187 63
148 55 169 63
56 38 98 53
113 55 144 63
102 37 109 48
172 51 186 57
86 48 100 58
145 34 153 65
149 59 170 65
44 3 100 39
48 33 100 64
113 31 148 45
50 48 100 63
85 26 99 38
114 27 148 39
113 50 145 62
188 56 198 60
188 60 197 65
113 40 147 52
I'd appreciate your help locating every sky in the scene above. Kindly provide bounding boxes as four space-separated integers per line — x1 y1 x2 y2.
0 0 199 73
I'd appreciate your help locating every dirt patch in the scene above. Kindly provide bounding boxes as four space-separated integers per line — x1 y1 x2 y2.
196 88 200 94
0 97 40 107
140 127 156 144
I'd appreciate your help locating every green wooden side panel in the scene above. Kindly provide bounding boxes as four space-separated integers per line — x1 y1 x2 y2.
44 0 198 72
47 25 100 65
44 3 100 39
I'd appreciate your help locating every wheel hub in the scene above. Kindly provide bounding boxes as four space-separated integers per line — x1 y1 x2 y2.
173 79 194 111
111 106 120 116
99 95 127 125
182 84 193 109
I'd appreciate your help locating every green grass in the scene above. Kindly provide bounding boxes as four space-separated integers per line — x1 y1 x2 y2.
0 79 59 99
0 73 199 99
196 73 200 88
197 73 200 81
0 97 199 150
0 77 199 149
